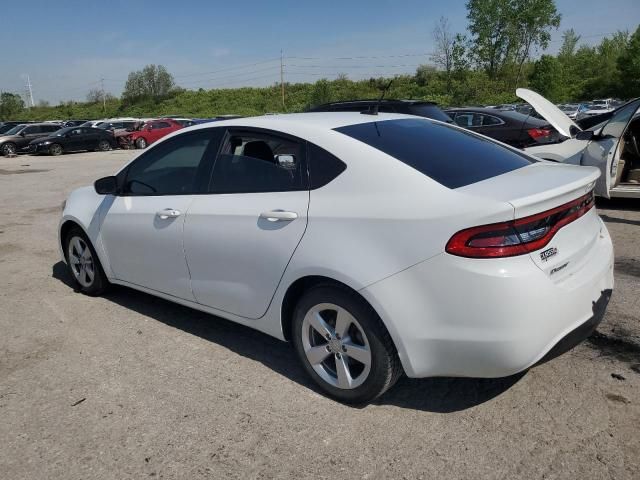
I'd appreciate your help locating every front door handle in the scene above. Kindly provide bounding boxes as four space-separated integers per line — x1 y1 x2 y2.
156 208 182 219
260 210 298 222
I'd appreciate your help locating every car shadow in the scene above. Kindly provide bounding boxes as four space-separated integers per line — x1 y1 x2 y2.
52 261 524 412
599 214 640 227
596 197 640 212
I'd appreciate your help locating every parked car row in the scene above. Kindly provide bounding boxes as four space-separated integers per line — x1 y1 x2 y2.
0 116 240 157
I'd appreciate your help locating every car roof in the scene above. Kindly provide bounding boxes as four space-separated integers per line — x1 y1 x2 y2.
184 112 418 132
311 99 438 108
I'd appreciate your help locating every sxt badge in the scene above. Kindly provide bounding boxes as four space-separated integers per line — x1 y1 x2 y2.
540 247 558 262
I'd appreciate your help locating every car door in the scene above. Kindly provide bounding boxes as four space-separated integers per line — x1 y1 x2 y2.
99 129 223 299
183 128 309 319
581 99 640 198
80 127 102 150
19 125 45 148
64 128 86 151
150 121 172 143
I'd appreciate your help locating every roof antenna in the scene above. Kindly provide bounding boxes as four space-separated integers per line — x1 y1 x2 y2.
361 79 394 115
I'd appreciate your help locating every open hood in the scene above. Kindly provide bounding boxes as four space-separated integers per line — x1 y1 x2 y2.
516 88 581 138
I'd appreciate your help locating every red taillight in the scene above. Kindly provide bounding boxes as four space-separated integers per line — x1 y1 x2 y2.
446 191 595 258
527 128 552 140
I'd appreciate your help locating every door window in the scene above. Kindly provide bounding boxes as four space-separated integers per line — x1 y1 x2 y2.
124 130 221 196
601 100 640 139
153 122 171 130
479 114 503 126
209 130 305 193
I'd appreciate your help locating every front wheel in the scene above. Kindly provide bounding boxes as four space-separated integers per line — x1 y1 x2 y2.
1 142 17 156
97 140 111 151
135 137 147 149
49 143 63 156
65 227 109 296
292 286 402 404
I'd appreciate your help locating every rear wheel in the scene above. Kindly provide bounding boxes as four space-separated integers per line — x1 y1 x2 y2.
64 227 109 296
49 143 63 156
292 285 402 404
135 137 147 149
97 139 111 151
1 142 17 156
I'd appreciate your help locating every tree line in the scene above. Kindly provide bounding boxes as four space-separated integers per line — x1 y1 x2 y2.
1 0 639 122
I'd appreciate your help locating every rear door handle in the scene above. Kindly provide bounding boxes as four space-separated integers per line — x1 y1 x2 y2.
156 208 182 219
260 210 298 222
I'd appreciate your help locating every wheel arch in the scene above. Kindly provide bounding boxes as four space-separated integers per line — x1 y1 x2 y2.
279 275 399 355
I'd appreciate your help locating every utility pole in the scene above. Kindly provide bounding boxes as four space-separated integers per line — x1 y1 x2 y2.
100 77 106 114
280 49 285 110
24 74 35 108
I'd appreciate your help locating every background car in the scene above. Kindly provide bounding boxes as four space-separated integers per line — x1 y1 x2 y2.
0 121 35 135
125 119 183 149
0 123 62 156
444 107 560 148
59 112 612 403
558 103 589 120
307 99 453 123
28 126 117 155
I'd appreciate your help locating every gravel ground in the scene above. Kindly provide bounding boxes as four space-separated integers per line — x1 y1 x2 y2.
0 150 638 480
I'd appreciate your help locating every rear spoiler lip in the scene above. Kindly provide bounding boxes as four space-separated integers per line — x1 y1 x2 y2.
457 163 600 220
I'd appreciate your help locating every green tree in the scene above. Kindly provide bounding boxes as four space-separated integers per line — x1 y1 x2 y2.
466 0 560 81
123 64 176 102
0 92 25 120
618 25 640 97
309 79 332 107
529 55 563 101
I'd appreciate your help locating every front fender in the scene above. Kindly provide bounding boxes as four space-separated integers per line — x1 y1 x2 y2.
59 186 116 276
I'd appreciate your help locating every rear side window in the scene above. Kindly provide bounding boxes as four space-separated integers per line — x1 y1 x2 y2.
307 143 347 189
334 118 534 189
209 130 305 193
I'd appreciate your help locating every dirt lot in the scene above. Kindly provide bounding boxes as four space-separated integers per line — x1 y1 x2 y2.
0 150 639 479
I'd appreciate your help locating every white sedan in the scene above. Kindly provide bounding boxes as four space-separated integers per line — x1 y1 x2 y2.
59 112 614 403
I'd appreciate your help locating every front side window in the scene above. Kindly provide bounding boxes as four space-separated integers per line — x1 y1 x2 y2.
153 122 171 130
335 118 534 189
23 126 39 134
209 130 304 193
124 130 220 195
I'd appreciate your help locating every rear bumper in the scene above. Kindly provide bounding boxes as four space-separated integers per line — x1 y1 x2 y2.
360 219 614 378
535 288 611 366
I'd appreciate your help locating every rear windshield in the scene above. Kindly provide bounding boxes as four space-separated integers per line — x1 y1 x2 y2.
334 118 534 189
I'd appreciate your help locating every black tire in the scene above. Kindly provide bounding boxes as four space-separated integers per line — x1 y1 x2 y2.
97 139 111 151
64 226 109 296
292 285 402 404
49 143 63 156
135 137 147 149
1 142 17 156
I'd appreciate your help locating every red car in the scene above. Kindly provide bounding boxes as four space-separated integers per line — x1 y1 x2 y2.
127 119 183 149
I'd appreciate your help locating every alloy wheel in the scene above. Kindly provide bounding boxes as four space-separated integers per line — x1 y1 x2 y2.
2 143 16 156
98 140 111 151
301 303 372 389
67 236 95 287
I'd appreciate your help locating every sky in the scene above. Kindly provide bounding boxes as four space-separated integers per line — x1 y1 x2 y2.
1 0 638 104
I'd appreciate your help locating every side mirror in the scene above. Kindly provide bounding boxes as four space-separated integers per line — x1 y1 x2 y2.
94 176 118 195
275 154 296 168
575 130 594 141
19 131 26 137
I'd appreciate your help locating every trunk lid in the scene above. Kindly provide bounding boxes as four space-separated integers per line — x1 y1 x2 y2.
458 163 602 278
516 88 581 138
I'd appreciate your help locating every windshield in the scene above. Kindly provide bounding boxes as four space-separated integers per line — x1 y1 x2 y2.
3 125 26 135
335 118 534 189
560 105 577 112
